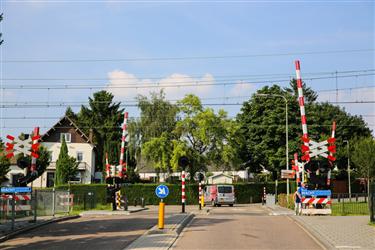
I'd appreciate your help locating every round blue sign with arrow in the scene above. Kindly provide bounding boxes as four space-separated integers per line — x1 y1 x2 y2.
155 184 169 199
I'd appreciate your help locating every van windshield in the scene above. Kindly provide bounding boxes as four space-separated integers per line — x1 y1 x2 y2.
218 186 233 193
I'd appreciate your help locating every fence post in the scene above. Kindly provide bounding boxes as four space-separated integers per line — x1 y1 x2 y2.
33 190 37 222
52 188 56 217
83 193 87 211
11 195 15 231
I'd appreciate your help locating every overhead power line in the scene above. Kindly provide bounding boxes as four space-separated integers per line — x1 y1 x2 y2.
3 49 373 63
2 73 374 89
2 69 374 81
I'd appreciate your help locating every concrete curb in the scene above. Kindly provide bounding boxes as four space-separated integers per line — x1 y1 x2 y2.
0 215 80 243
175 213 194 235
289 216 332 250
79 207 148 217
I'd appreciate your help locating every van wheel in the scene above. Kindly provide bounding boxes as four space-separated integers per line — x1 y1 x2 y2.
217 204 221 207
229 204 233 207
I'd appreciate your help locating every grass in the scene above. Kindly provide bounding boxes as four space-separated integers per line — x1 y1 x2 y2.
331 202 369 216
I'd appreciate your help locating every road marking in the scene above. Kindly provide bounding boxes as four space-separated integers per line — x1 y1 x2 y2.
335 246 361 249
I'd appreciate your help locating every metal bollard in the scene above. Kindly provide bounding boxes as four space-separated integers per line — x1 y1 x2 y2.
250 196 253 204
134 198 138 207
158 201 165 229
141 197 145 208
124 198 128 211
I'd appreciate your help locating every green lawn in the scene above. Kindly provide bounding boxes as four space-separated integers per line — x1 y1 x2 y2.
331 202 369 216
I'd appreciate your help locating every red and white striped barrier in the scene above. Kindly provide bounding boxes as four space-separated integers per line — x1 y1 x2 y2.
118 112 129 178
0 194 31 201
30 127 40 172
301 198 331 205
295 61 336 163
182 170 186 212
105 153 111 178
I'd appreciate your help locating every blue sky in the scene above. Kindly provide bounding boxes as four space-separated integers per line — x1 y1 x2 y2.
0 1 374 138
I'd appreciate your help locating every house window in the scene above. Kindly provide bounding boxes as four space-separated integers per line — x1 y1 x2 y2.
77 152 83 162
48 151 53 162
60 133 71 143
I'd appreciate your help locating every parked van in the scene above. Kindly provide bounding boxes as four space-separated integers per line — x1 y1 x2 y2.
204 184 235 207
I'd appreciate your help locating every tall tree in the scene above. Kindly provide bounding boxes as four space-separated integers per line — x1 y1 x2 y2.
131 90 178 174
77 91 124 171
0 139 10 183
55 137 78 186
174 94 235 178
235 84 371 175
351 137 375 194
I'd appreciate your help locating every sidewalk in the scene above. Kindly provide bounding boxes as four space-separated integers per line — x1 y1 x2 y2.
269 205 375 249
124 213 194 250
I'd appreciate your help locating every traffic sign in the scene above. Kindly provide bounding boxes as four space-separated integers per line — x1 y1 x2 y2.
155 185 169 199
281 170 295 179
1 187 32 193
300 188 331 197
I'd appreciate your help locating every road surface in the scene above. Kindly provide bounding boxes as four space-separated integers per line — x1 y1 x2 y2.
172 204 323 249
0 211 158 250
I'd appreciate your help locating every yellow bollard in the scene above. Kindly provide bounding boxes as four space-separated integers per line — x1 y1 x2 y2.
201 195 204 207
158 202 165 229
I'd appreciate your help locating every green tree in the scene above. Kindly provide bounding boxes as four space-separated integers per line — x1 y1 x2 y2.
351 137 375 194
174 94 235 178
77 91 124 171
235 84 371 175
0 139 10 183
55 137 78 186
131 90 178 176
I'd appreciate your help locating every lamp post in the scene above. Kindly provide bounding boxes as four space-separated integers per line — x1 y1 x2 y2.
344 140 351 199
256 94 289 202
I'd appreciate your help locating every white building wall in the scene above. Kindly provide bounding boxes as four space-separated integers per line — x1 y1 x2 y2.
30 142 95 187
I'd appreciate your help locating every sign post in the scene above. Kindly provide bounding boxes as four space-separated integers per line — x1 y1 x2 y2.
155 184 169 229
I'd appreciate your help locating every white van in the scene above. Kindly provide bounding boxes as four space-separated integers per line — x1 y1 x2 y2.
204 184 235 207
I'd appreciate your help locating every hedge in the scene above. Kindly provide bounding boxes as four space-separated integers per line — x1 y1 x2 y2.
50 181 296 206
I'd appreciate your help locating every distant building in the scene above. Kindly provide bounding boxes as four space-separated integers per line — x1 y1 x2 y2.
207 173 233 184
31 116 96 187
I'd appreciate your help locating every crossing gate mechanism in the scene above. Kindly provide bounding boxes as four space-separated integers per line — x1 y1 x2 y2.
293 60 336 215
0 194 32 212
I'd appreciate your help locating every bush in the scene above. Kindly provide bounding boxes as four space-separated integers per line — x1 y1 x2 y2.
278 194 294 209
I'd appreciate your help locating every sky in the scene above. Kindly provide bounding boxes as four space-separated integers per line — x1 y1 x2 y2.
0 0 374 139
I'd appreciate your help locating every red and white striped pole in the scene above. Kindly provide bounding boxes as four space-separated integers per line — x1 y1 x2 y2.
327 121 336 186
30 127 39 173
105 153 110 178
118 112 129 178
295 60 310 162
262 186 266 205
182 170 186 213
198 181 202 210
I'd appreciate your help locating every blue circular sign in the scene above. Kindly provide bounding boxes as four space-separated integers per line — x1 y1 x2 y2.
155 184 169 199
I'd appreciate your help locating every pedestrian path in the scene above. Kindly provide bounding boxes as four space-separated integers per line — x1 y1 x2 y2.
124 213 194 250
264 204 375 249
294 216 375 250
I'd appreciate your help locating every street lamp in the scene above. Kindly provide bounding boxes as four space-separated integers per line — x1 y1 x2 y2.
343 140 351 199
255 94 289 201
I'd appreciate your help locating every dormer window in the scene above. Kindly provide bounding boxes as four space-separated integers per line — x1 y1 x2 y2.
60 133 71 143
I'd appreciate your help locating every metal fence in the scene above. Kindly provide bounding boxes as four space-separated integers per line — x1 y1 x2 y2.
331 193 369 216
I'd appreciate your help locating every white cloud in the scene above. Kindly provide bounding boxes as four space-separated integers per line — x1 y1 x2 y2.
106 70 215 100
229 81 255 96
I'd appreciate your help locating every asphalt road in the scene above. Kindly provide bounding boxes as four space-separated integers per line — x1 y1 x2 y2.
0 211 159 250
172 204 323 250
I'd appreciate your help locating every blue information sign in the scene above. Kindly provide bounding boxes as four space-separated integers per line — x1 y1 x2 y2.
155 185 169 199
1 187 32 193
301 188 331 197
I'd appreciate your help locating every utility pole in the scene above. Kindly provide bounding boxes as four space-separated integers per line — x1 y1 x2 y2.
344 140 351 199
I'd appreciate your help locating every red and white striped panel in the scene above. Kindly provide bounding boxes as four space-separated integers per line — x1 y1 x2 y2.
302 198 331 205
0 194 31 201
